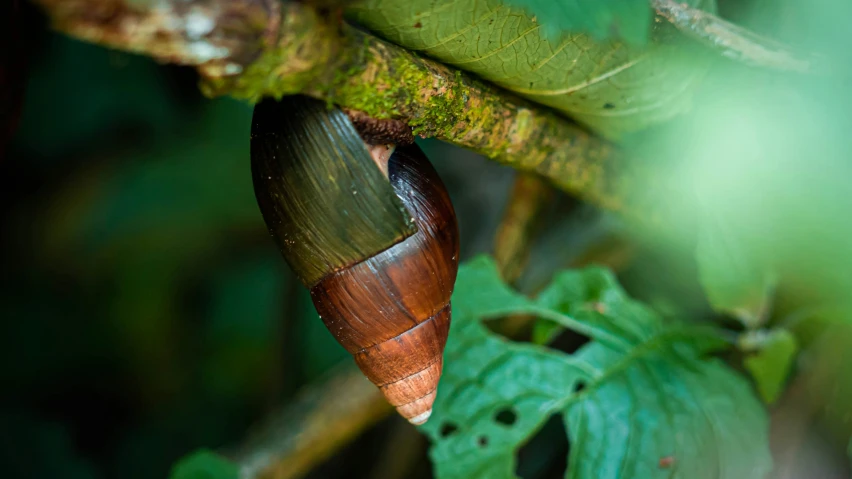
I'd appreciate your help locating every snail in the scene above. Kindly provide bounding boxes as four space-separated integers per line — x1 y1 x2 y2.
250 95 459 425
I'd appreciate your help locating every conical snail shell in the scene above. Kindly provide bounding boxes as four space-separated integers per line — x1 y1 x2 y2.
311 145 459 424
250 96 459 424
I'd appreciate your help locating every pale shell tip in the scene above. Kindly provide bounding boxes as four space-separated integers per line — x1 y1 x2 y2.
408 409 432 425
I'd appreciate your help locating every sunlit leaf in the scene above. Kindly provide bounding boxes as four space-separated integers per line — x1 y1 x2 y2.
742 329 797 405
696 212 775 329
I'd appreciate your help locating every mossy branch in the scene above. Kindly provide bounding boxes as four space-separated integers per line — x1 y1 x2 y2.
34 0 648 215
33 0 823 217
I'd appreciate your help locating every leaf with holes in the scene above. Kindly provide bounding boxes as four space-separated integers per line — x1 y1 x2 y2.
347 0 716 138
421 256 772 479
532 266 660 346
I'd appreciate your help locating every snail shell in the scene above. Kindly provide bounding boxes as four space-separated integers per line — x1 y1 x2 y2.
250 95 459 424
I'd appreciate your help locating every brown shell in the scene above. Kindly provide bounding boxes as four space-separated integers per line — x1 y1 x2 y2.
311 143 460 424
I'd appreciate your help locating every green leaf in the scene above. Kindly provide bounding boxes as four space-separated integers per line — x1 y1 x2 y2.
696 213 776 329
533 267 663 347
502 0 652 45
347 0 716 138
168 450 238 479
422 256 772 479
742 329 797 405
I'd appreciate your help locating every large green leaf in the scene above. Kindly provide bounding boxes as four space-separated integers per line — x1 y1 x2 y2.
348 0 716 138
421 256 772 479
503 0 651 45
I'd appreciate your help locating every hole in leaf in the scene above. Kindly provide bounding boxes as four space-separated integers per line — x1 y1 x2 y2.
548 329 591 355
483 314 537 342
477 436 488 447
573 380 586 394
483 314 592 356
494 408 517 426
603 103 615 109
439 422 458 438
516 413 569 479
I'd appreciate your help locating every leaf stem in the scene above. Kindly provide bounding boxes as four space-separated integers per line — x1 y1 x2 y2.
522 306 633 351
549 326 726 411
493 173 555 285
652 0 824 74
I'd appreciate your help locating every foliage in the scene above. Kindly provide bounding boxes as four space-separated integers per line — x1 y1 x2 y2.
502 0 652 45
422 257 772 478
696 213 775 329
348 0 716 138
742 329 798 405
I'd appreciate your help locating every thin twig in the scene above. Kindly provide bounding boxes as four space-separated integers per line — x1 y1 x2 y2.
653 0 822 74
491 173 556 338
227 362 392 479
493 173 555 285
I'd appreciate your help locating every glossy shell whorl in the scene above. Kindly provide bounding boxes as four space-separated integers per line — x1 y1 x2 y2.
311 144 459 424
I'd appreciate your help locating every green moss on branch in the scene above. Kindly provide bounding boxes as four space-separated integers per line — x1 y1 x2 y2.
34 0 658 216
201 4 645 214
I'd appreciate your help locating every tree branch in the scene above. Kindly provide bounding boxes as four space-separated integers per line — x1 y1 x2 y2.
227 362 392 479
34 0 649 215
32 0 827 217
652 0 822 74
